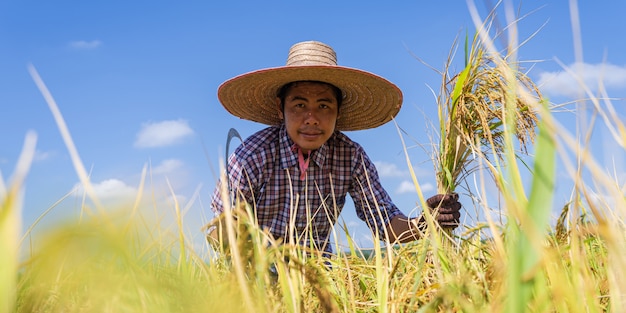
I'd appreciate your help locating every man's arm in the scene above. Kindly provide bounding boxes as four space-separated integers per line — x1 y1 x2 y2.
386 215 424 243
385 193 462 243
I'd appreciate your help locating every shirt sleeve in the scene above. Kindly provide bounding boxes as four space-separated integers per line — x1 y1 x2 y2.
210 145 262 214
349 148 406 239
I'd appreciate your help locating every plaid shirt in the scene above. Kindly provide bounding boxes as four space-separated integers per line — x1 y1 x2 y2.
211 125 405 253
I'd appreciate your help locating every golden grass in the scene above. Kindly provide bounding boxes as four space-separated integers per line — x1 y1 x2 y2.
3 1 625 312
7 202 620 312
433 8 542 195
1 132 36 313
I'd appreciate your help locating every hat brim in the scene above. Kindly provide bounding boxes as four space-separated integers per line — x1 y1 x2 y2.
217 65 402 131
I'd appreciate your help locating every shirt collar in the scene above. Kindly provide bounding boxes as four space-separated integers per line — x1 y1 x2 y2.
278 124 331 169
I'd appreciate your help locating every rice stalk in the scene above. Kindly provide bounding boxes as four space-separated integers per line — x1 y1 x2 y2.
28 65 104 214
1 132 36 313
464 2 554 311
529 23 626 312
15 2 626 311
433 15 541 195
16 209 249 313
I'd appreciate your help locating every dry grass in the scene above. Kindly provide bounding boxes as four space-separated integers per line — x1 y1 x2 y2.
3 1 625 312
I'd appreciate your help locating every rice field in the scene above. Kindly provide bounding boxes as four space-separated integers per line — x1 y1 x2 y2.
2 3 625 313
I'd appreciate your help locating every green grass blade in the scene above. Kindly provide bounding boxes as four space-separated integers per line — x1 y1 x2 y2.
507 99 556 313
451 66 470 109
525 99 556 260
464 30 469 66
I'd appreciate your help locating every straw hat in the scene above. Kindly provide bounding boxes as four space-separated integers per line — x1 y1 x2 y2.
217 41 403 131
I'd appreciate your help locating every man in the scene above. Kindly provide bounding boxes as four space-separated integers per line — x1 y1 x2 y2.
210 41 461 254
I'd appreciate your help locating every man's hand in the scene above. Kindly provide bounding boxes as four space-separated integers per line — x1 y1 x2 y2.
425 193 461 229
385 193 461 243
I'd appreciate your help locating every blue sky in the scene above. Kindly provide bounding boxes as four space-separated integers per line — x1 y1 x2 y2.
1 0 625 249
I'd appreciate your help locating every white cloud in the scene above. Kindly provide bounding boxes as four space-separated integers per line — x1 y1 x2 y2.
395 180 434 195
421 182 435 193
134 119 194 148
152 159 183 175
537 62 626 98
75 179 137 201
374 161 406 177
396 180 415 194
68 40 102 50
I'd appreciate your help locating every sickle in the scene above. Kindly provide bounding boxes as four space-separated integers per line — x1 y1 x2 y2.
225 128 243 206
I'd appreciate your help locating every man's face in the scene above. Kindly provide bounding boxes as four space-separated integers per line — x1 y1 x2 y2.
277 81 340 154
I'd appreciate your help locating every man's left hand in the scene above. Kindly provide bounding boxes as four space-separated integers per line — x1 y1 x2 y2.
425 193 461 229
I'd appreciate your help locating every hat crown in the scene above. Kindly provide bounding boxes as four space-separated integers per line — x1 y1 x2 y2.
286 41 337 66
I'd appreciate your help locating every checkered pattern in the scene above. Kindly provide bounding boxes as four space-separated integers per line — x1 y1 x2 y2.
211 125 404 253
